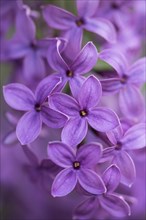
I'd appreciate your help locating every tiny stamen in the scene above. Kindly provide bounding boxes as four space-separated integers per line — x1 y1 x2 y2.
75 18 85 27
66 70 73 77
73 161 80 170
120 75 128 84
80 110 88 117
115 141 122 150
35 103 41 112
30 42 37 50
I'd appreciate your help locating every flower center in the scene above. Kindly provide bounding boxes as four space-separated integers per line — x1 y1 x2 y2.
35 103 41 112
75 18 85 27
80 109 88 117
73 161 80 170
111 3 119 9
30 42 37 50
120 74 128 84
66 70 73 77
115 141 122 150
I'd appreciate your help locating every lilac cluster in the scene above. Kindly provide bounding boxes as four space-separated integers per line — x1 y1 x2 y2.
1 0 146 219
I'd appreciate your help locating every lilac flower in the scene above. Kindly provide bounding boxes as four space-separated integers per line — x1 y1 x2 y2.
3 112 19 145
3 75 67 145
42 0 116 59
73 165 131 220
102 123 145 186
49 75 120 147
5 6 52 79
22 146 60 191
99 49 145 120
48 141 106 197
47 39 98 97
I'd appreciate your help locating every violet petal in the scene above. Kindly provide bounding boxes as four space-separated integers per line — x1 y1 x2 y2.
48 141 75 168
51 168 77 197
3 83 35 111
61 117 88 147
78 169 106 194
76 142 102 168
87 107 120 132
16 111 42 145
78 75 102 109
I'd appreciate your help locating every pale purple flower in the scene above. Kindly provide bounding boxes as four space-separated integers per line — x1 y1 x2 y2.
47 39 98 97
49 75 120 147
3 75 67 145
73 165 131 219
48 141 106 197
42 0 116 59
3 112 19 145
102 123 145 186
22 146 60 191
99 49 145 120
5 6 52 79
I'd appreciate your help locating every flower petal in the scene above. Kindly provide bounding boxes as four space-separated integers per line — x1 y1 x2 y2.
77 142 102 168
51 168 77 197
47 141 75 168
61 117 88 147
23 51 45 79
85 18 117 43
128 57 146 84
87 107 120 132
106 124 123 145
100 147 115 163
78 169 106 194
102 165 121 193
71 42 98 75
119 85 145 120
3 131 17 145
41 105 67 128
35 75 62 104
99 49 128 77
100 78 122 94
62 27 83 60
69 75 85 98
22 145 38 166
73 197 97 220
49 93 79 117
100 194 131 217
76 0 99 17
3 83 35 111
16 111 42 145
42 5 76 30
78 75 102 109
121 123 146 150
112 151 136 187
6 40 29 59
15 7 36 44
47 38 69 73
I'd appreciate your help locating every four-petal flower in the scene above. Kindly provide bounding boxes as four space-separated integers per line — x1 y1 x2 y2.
3 75 67 145
48 141 106 197
49 75 120 147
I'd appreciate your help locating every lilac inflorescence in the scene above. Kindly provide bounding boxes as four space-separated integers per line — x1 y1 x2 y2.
1 0 146 220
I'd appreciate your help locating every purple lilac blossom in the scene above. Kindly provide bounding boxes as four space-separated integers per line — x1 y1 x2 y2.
99 49 145 121
101 123 146 186
1 0 146 219
48 141 106 197
3 75 67 145
74 165 131 219
4 6 51 79
49 75 120 147
47 39 98 97
42 0 117 59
